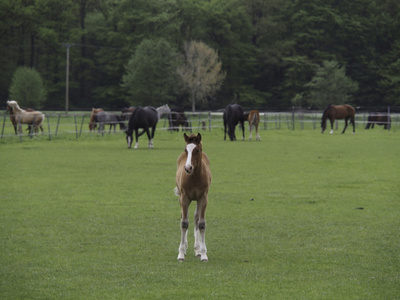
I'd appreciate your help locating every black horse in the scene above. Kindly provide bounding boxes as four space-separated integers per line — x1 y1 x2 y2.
223 104 245 141
365 113 391 130
169 107 189 132
95 111 126 134
126 106 158 149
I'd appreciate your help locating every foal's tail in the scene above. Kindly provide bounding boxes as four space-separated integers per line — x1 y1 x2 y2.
174 187 180 196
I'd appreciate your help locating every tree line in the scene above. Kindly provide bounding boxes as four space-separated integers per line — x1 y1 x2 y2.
1 0 399 111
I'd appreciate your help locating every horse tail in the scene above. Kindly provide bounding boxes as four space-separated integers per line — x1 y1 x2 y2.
36 113 45 128
174 186 180 196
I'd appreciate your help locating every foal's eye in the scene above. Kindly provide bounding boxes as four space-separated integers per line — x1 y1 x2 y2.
196 149 200 153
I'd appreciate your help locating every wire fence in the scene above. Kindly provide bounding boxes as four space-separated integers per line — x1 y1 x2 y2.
1 109 399 142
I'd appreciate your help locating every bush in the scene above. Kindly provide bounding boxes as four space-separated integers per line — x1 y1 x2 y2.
9 66 47 109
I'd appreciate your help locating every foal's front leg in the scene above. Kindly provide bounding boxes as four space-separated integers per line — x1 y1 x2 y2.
194 197 208 261
178 198 189 261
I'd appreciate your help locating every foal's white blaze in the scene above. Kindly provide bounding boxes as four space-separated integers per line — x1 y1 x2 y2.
185 143 196 174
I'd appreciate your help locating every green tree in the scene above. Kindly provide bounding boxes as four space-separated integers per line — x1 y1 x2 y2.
177 41 226 112
9 67 47 109
121 38 178 106
304 60 358 109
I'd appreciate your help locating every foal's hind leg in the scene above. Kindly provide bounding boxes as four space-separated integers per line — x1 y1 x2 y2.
249 123 253 141
255 124 261 141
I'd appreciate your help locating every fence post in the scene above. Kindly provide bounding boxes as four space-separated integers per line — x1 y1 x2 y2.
47 114 51 140
55 114 61 136
208 111 211 132
292 107 295 130
18 115 22 143
74 114 78 138
264 113 267 130
1 115 6 138
79 115 85 137
388 106 391 131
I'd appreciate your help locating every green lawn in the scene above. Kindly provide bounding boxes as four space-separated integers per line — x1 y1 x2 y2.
1 127 399 299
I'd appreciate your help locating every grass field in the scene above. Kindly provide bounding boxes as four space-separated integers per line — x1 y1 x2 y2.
1 126 399 299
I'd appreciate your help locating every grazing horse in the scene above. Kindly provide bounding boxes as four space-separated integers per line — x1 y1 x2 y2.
365 113 391 130
223 104 245 141
125 106 158 149
169 107 189 132
6 100 45 135
321 104 355 134
175 133 212 261
89 108 104 131
96 111 126 134
244 110 261 141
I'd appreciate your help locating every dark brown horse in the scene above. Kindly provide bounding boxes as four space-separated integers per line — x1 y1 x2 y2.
168 107 189 132
175 133 212 261
244 110 261 141
223 104 245 141
321 104 355 134
365 113 391 130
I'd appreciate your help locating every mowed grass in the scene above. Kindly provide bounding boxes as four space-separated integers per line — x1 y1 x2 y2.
1 127 399 299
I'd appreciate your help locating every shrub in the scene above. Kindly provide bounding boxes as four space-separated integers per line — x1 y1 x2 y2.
9 66 47 109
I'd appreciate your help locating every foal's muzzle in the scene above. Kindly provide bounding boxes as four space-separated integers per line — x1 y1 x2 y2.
185 165 193 174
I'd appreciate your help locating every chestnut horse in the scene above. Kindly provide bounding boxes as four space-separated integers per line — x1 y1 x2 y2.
321 104 355 134
89 108 104 131
365 113 391 130
175 133 212 261
6 100 45 135
244 110 261 141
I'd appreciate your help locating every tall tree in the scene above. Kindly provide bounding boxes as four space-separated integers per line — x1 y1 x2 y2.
177 41 226 111
121 38 178 106
304 60 358 109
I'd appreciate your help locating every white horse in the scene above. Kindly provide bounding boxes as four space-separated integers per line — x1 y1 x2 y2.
156 104 171 120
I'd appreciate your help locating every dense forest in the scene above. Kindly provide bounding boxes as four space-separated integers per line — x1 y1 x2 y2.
1 0 399 111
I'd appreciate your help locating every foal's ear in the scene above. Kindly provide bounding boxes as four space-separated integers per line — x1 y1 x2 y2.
196 132 202 142
184 133 189 142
